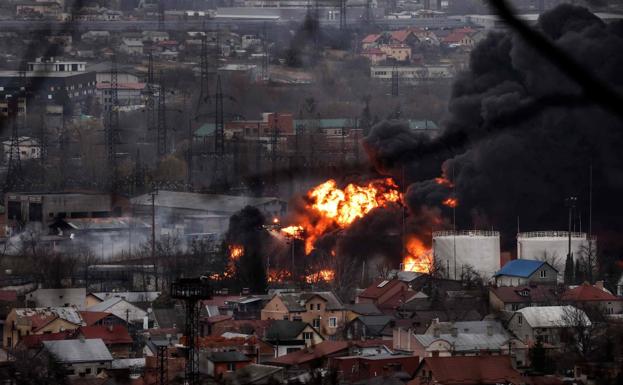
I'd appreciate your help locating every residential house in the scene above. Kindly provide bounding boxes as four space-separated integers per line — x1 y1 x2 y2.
79 311 129 327
345 303 383 322
332 354 420 383
86 297 147 327
408 356 523 385
266 340 350 371
3 307 84 348
345 315 394 340
25 287 86 309
199 351 252 377
394 319 517 362
120 38 144 55
42 338 113 378
78 325 133 358
379 44 412 62
494 259 558 287
388 30 420 47
507 305 591 346
260 292 346 338
561 281 623 316
356 279 409 310
489 285 559 312
264 320 323 357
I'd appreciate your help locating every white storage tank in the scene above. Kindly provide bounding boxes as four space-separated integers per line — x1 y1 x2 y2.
517 231 594 277
432 230 501 280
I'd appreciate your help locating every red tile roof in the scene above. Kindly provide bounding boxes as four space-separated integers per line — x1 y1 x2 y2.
489 285 558 303
390 30 413 43
79 325 133 345
362 34 380 44
267 341 349 367
409 356 522 385
443 31 470 44
79 311 113 326
562 282 620 302
19 330 75 349
358 279 404 300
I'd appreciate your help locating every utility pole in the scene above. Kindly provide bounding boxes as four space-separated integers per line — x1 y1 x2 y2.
105 55 120 192
151 190 158 290
157 71 167 158
271 112 279 192
339 0 347 30
566 196 578 264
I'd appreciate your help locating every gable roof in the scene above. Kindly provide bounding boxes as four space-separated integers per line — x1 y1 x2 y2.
43 338 113 363
277 291 344 312
14 307 84 331
414 332 509 352
412 356 522 385
362 34 380 44
346 303 383 316
79 325 132 345
489 285 558 303
562 282 620 302
390 30 416 43
266 341 348 367
358 279 404 300
87 296 125 312
514 305 590 328
265 320 315 341
495 259 554 278
352 315 394 336
79 311 118 326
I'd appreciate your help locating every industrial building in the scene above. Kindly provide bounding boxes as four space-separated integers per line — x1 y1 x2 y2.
432 230 501 280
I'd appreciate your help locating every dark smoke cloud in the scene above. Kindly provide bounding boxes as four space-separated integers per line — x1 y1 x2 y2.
364 5 623 253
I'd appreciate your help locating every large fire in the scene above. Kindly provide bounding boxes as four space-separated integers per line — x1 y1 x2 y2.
305 269 336 284
442 198 458 208
297 178 401 254
403 237 434 273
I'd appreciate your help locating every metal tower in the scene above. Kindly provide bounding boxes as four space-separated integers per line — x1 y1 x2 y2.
196 32 209 113
170 278 212 385
155 342 168 385
105 55 120 191
339 0 347 30
4 97 22 193
211 75 227 190
146 52 156 135
158 1 165 31
157 71 167 158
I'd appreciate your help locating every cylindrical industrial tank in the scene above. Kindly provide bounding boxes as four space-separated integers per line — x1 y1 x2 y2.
517 231 594 277
432 230 501 280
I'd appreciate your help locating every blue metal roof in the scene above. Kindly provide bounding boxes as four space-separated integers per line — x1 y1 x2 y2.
494 259 545 278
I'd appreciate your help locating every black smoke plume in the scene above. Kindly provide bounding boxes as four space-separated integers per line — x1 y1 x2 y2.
364 5 623 257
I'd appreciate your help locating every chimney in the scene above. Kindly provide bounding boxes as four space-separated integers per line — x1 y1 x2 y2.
595 281 604 290
450 327 458 337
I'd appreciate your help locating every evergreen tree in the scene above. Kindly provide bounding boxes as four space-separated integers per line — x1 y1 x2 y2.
529 338 548 374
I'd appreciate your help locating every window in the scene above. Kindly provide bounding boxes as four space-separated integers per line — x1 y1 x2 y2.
303 332 313 340
313 318 320 328
316 303 321 310
309 304 314 310
540 269 547 278
517 314 522 325
227 363 235 371
328 317 337 328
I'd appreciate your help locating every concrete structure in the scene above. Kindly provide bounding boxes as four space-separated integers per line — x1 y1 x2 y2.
4 192 114 232
432 230 500 280
517 231 593 278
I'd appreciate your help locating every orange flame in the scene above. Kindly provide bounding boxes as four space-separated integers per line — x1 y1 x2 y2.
280 225 304 239
229 244 244 260
442 198 458 208
403 236 433 273
305 269 335 284
302 178 401 253
435 177 453 187
267 269 291 283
